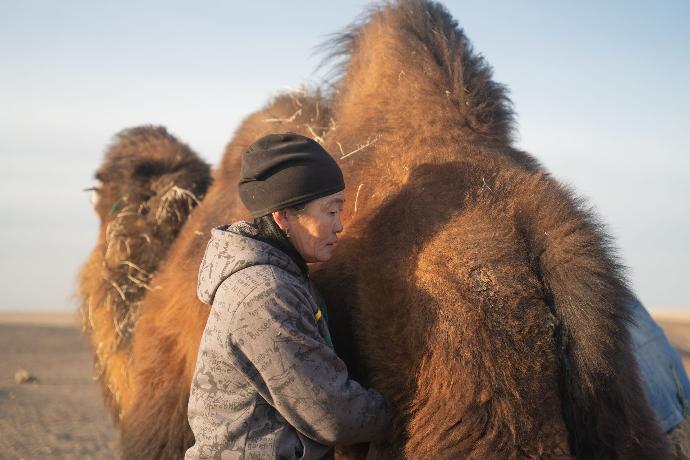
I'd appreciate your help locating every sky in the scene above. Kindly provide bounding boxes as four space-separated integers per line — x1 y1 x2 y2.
0 1 688 311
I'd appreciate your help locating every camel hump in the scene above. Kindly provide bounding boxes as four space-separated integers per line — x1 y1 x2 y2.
323 0 515 148
85 125 211 344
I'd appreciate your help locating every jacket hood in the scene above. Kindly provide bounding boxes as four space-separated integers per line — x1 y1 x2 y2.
197 222 303 305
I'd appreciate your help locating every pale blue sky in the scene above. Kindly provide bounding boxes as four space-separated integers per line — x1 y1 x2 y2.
1 1 688 311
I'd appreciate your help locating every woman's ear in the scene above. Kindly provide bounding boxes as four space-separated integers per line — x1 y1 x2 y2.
271 210 289 233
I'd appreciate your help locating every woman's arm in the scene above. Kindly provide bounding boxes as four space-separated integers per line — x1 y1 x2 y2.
227 281 391 446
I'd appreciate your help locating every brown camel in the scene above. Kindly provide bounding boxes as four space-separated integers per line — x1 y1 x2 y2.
78 125 211 420
78 1 668 458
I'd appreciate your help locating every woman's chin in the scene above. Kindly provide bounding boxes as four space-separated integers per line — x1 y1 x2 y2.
315 247 336 263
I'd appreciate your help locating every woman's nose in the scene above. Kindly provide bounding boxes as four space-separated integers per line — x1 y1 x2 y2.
334 215 344 233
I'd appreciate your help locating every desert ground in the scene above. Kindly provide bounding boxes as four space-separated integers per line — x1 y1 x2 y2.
0 313 116 460
1 311 689 459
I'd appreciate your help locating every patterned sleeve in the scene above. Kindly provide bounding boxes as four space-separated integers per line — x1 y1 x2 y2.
228 281 391 446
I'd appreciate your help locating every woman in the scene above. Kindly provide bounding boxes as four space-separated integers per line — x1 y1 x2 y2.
186 133 391 459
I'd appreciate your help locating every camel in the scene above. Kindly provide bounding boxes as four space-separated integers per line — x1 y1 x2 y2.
78 1 668 458
78 125 211 420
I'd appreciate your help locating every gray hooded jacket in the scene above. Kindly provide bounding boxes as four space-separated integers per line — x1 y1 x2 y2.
186 222 390 460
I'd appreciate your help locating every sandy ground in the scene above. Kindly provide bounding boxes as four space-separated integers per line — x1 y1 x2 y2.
1 311 689 459
0 314 116 460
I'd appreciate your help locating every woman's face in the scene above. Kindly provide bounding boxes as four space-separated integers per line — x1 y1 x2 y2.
274 191 345 263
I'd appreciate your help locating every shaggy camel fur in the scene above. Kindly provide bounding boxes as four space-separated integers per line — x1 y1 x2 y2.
315 2 667 457
79 1 669 458
78 126 210 419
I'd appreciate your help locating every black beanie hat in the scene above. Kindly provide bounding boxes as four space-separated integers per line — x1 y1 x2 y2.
238 133 345 217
